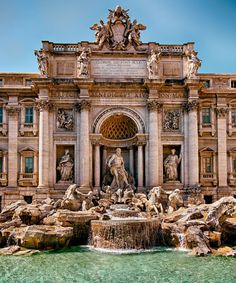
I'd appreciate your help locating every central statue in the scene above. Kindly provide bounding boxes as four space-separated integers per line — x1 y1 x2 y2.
107 148 129 190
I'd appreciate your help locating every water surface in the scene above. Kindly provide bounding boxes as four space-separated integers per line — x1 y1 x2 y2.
0 246 236 283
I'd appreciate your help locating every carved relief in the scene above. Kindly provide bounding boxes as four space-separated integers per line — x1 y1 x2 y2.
216 107 228 118
35 100 53 112
182 100 199 112
163 109 181 131
57 109 74 131
147 49 161 79
90 5 146 50
75 100 91 112
57 61 75 76
77 48 90 77
147 100 162 111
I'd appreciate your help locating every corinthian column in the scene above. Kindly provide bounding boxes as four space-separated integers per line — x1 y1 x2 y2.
37 99 52 188
216 107 228 187
147 100 162 187
94 141 100 188
76 100 91 192
185 100 199 185
6 104 20 187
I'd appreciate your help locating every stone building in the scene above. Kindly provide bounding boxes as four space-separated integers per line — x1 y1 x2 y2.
0 6 236 209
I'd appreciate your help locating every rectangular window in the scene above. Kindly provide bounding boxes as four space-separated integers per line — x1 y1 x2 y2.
25 157 33 173
0 156 2 173
203 80 210 88
231 108 236 125
0 79 3 87
25 107 33 124
231 81 236 88
204 157 212 173
202 108 211 125
0 107 3 124
24 196 32 204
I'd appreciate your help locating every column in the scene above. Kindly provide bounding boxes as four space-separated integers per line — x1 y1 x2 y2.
186 100 199 185
102 146 107 177
38 100 51 188
147 100 161 187
94 142 100 187
183 111 189 184
138 143 144 188
216 107 228 187
77 100 91 190
128 146 134 176
6 104 20 187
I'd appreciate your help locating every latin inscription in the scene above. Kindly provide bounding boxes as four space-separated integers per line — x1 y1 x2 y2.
91 59 147 78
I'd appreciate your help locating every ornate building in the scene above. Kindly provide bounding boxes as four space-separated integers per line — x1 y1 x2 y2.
0 6 236 209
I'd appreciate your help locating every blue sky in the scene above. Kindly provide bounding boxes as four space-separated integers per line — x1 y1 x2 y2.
0 0 236 74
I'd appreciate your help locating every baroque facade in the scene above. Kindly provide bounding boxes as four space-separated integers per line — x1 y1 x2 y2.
0 5 236 209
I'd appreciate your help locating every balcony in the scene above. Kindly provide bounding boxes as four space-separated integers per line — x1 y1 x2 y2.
200 173 217 186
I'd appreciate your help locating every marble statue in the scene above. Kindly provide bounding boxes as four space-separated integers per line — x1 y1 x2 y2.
146 186 167 214
107 148 129 190
90 20 110 49
57 109 73 130
77 48 90 77
168 189 183 213
164 149 182 181
57 149 74 181
186 50 201 79
147 49 161 79
128 19 146 47
34 50 48 77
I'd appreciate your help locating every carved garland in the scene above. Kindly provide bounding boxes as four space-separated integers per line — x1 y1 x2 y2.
75 100 91 112
147 100 162 111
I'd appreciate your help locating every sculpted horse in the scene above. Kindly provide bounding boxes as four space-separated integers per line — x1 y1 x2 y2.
146 186 167 214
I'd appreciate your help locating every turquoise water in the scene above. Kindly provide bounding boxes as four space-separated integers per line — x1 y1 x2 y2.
0 247 236 283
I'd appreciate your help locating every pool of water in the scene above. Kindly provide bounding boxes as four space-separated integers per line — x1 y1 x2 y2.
0 246 236 283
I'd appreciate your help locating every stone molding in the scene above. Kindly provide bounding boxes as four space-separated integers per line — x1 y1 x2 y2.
35 100 53 112
215 107 228 118
182 100 199 112
75 100 91 112
147 100 162 111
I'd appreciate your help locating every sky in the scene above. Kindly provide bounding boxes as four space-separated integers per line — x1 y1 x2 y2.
0 0 236 74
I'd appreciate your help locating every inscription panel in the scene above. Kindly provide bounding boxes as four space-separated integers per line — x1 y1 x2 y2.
91 58 147 78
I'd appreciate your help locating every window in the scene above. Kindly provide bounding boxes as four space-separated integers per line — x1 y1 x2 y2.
25 79 32 86
202 108 211 125
231 108 236 125
25 157 33 173
204 195 213 204
0 156 2 173
0 79 3 87
0 107 3 124
203 157 213 173
203 80 210 88
231 81 236 88
25 107 33 124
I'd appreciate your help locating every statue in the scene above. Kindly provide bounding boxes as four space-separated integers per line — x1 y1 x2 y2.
57 150 74 182
127 19 146 47
164 149 182 182
34 50 48 77
107 148 129 190
90 20 110 49
146 186 167 214
186 50 201 79
77 48 90 77
147 49 161 79
57 109 73 130
168 189 184 213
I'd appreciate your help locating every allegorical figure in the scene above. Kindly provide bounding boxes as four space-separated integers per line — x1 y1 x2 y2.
77 48 89 77
147 49 161 79
107 148 129 190
164 149 182 181
187 50 201 79
34 50 48 77
57 149 74 181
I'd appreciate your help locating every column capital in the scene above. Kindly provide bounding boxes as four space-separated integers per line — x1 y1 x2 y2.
147 100 162 111
6 105 21 115
75 99 91 112
35 99 53 112
182 99 199 112
215 107 228 118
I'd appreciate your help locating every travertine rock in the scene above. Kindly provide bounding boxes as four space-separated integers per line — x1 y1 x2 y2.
0 200 27 222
